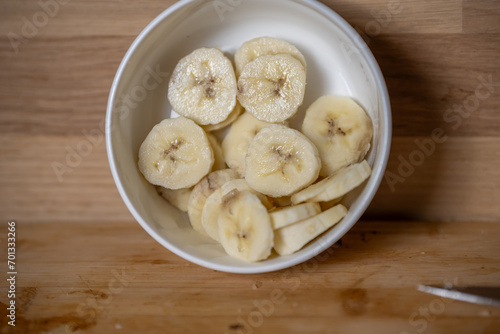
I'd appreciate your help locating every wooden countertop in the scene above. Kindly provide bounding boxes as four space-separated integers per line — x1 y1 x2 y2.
1 0 499 333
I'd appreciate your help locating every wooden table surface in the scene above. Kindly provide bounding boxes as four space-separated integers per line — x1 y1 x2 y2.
1 0 499 333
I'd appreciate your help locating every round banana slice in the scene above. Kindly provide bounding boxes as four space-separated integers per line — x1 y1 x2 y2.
245 124 321 197
235 36 307 75
302 95 373 176
187 169 239 235
168 47 237 125
221 112 278 176
237 54 306 123
206 133 226 171
138 117 214 189
202 102 243 132
156 186 192 212
202 179 273 242
218 189 273 262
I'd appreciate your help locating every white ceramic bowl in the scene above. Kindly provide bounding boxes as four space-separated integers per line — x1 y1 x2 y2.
106 0 391 273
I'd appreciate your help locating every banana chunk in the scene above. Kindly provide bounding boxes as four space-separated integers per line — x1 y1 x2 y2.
269 202 321 230
237 54 306 123
206 133 226 171
202 179 272 242
221 112 279 176
245 124 321 197
274 204 347 256
168 47 237 125
218 190 273 262
291 160 371 204
235 36 306 75
156 186 192 212
138 117 214 189
202 102 243 132
188 169 239 235
302 95 373 176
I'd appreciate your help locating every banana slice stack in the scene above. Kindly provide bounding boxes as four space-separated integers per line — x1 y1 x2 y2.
137 37 375 263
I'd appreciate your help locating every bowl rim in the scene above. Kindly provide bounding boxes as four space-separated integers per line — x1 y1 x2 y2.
106 0 392 274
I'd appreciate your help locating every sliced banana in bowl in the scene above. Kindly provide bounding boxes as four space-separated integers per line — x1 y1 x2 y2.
245 124 321 197
302 95 374 177
107 0 392 273
202 179 272 242
234 36 307 76
237 54 306 123
218 189 274 263
138 117 214 189
168 47 237 126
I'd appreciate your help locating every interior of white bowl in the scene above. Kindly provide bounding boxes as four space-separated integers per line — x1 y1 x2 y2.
106 0 391 273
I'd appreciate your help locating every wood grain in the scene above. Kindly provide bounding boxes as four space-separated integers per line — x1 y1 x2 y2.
1 220 499 333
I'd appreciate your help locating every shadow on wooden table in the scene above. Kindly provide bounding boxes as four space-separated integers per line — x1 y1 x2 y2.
364 35 451 222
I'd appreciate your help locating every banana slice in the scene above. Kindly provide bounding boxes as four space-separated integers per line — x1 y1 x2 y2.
168 47 237 125
302 95 373 176
237 54 306 123
202 102 243 132
206 133 226 171
269 202 321 230
187 169 239 235
234 36 307 75
221 112 278 176
291 160 371 204
156 186 192 212
274 204 347 256
138 117 214 189
245 124 321 197
202 179 272 241
218 189 273 262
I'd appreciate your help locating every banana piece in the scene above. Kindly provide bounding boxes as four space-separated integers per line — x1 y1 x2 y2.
291 160 371 204
302 95 373 176
218 189 273 262
245 124 321 197
237 54 306 123
202 102 243 132
156 186 192 212
188 169 239 235
221 112 278 176
202 179 273 241
234 36 307 75
274 204 348 256
138 117 214 189
206 133 226 171
269 202 321 230
168 47 237 125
